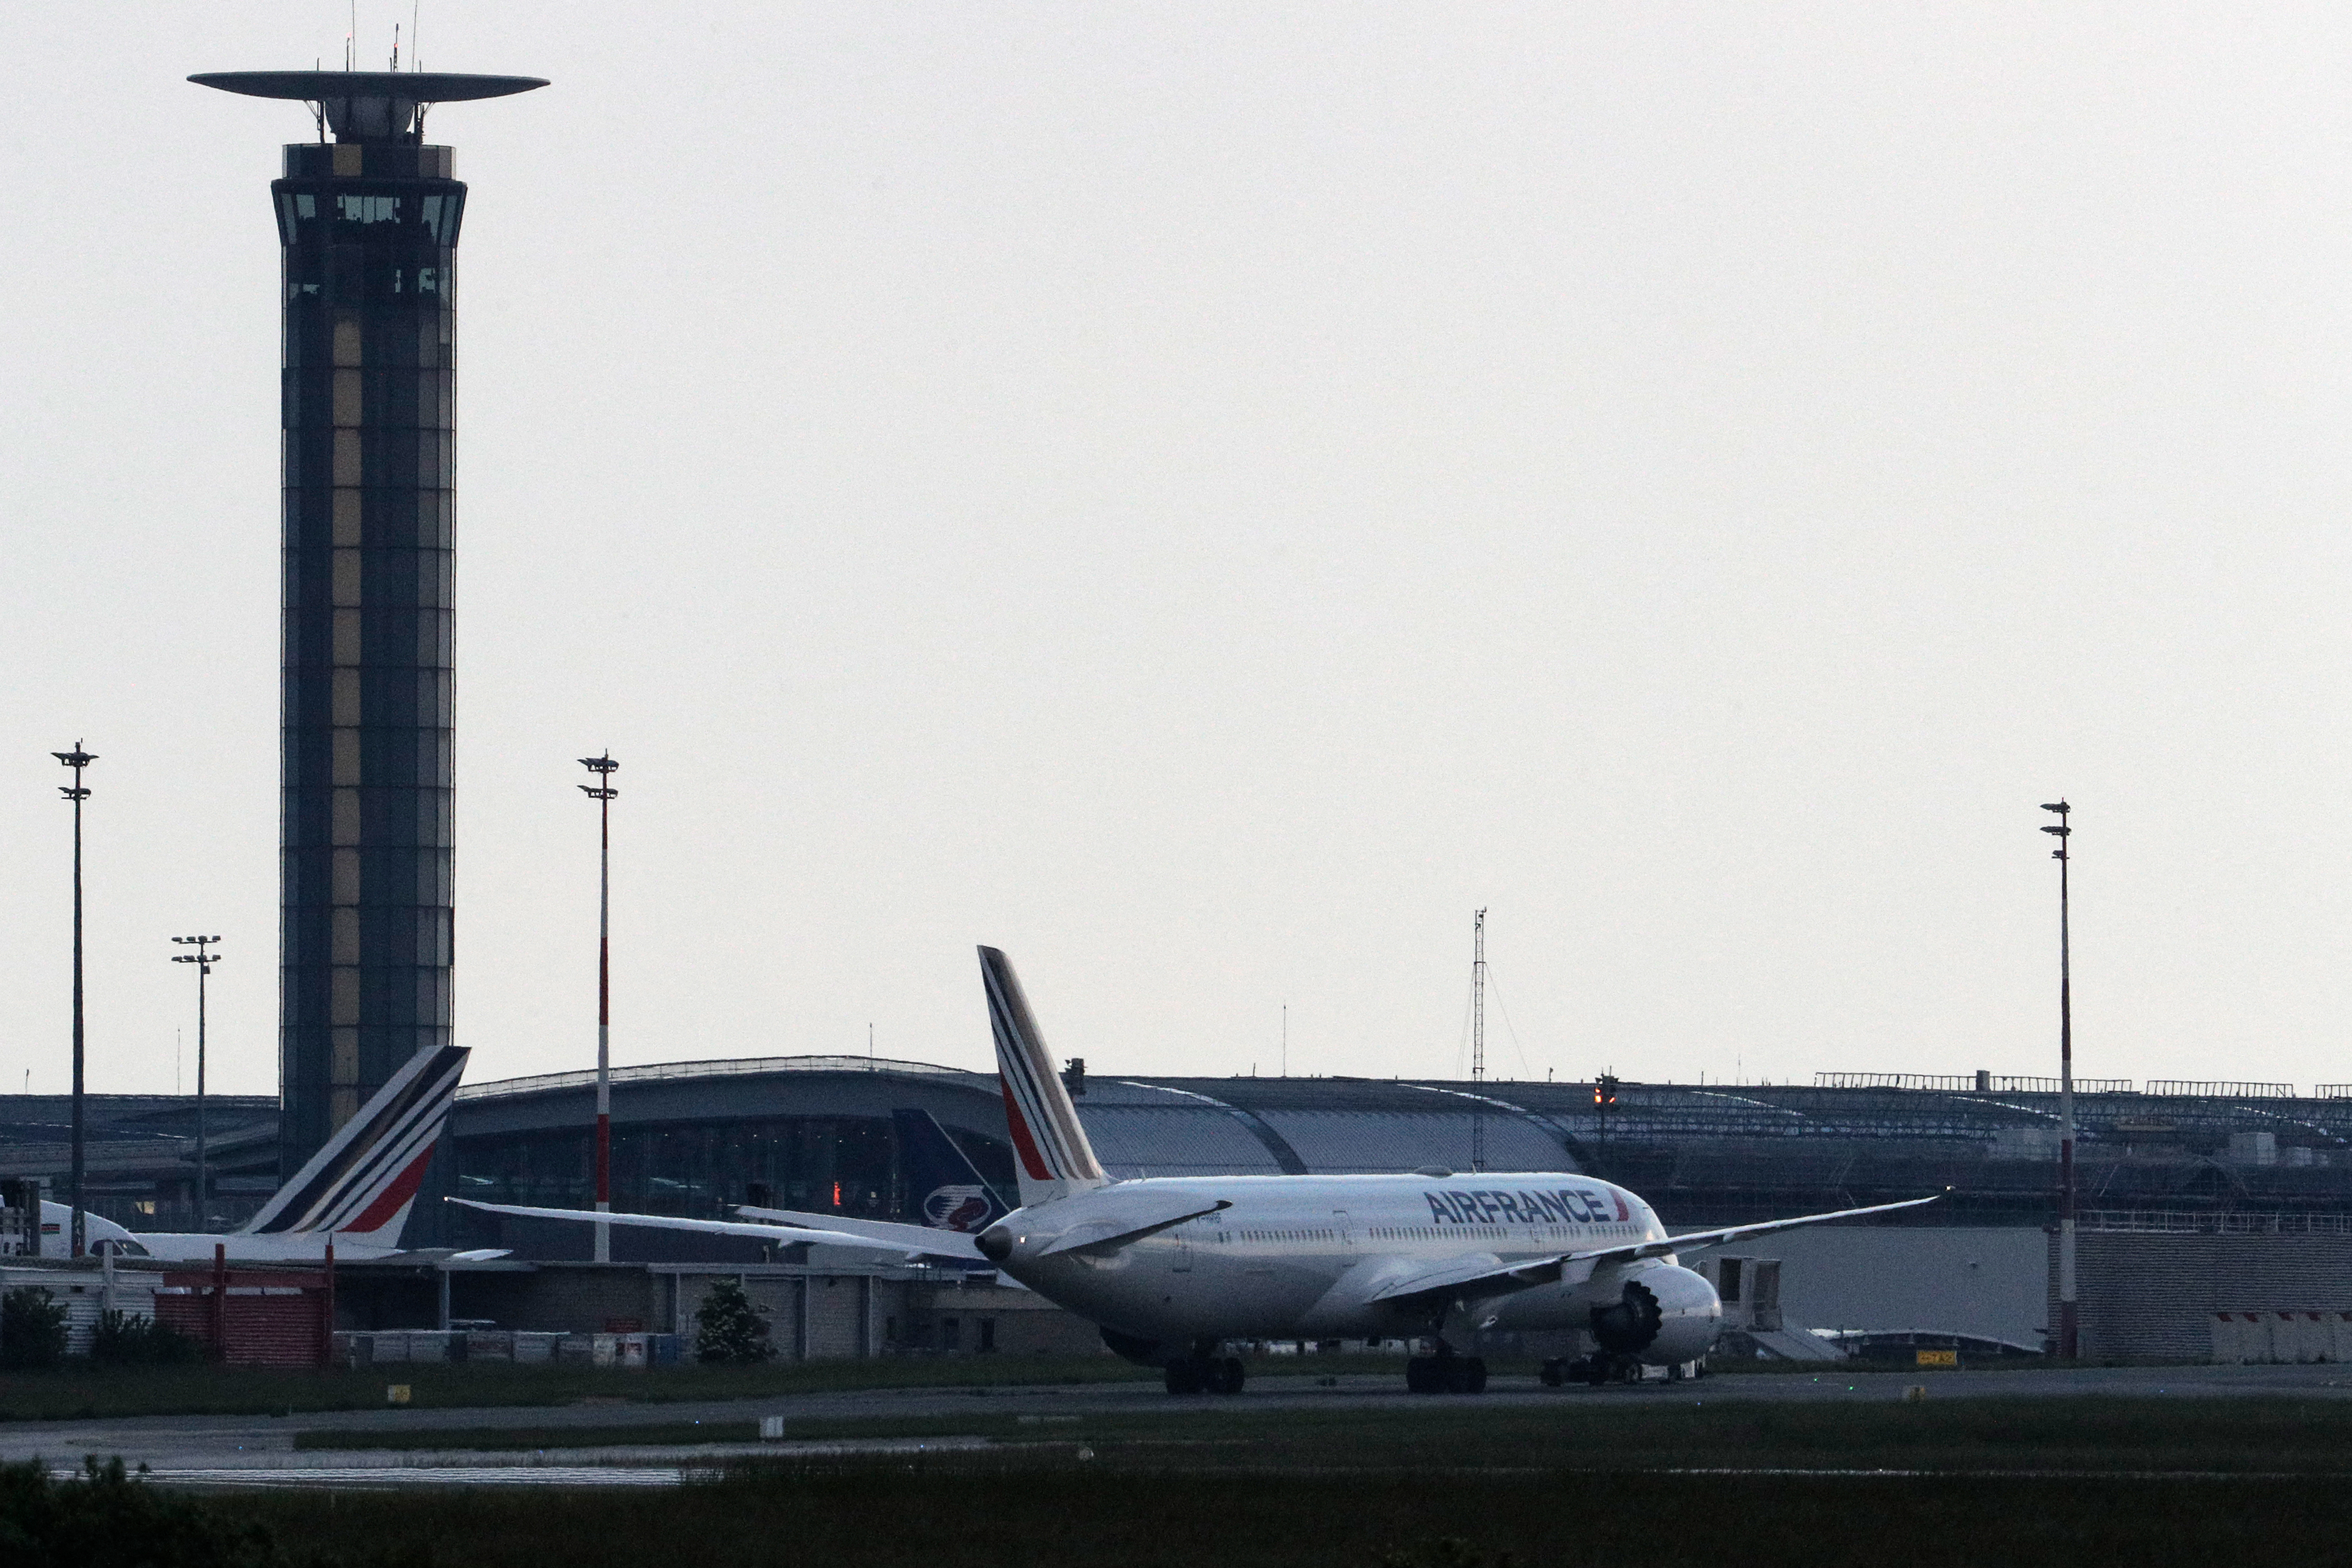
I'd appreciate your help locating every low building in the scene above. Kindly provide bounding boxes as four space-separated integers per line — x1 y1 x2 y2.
2052 1217 2352 1362
333 1256 1096 1358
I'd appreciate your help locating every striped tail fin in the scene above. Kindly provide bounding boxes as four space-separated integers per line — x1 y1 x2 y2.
892 1108 1012 1234
240 1044 469 1245
978 947 1107 1208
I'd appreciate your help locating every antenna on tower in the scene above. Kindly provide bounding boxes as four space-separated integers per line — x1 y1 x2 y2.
1471 907 1488 1172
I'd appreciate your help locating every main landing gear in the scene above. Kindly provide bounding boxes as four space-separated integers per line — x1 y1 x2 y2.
1404 1351 1487 1394
1541 1353 1703 1387
1165 1355 1246 1395
1543 1352 1639 1386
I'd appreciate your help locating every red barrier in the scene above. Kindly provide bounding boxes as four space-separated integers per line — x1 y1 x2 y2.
154 1246 336 1368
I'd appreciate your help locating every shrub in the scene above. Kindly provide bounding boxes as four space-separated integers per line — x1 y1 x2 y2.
1378 1540 1519 1568
0 1455 289 1568
90 1309 201 1367
0 1287 69 1370
694 1277 773 1364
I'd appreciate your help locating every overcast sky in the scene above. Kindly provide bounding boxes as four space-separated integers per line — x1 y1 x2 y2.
3 4 2348 1101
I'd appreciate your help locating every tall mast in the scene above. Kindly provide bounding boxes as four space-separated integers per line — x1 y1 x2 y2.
2041 799 2076 1358
1471 907 1487 1173
580 751 620 1263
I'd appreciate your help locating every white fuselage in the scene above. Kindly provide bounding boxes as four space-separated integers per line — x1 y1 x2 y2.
107 1234 404 1263
34 1201 403 1263
992 1172 1680 1347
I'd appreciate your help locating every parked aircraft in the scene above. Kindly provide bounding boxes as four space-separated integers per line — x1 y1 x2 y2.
867 1106 1012 1252
454 949 1933 1391
39 1043 487 1263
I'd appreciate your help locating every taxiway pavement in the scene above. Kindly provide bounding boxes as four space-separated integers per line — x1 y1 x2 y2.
7 1361 2348 1484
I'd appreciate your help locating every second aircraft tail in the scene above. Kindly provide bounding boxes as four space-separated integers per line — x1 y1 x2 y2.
239 1043 469 1246
978 946 1107 1208
892 1107 1012 1234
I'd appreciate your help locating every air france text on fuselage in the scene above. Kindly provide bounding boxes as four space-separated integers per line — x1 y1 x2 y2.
1424 1185 1627 1225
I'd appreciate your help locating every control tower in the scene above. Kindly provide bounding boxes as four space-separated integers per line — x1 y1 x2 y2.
193 70 545 1175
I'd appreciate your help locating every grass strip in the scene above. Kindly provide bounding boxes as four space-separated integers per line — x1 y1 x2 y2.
0 1349 2166 1425
230 1466 2352 1568
290 1394 2352 1474
717 1395 2352 1476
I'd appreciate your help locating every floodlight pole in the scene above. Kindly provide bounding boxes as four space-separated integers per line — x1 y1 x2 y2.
2041 800 2076 1359
54 743 95 1258
171 937 223 1228
579 752 620 1263
1471 908 1487 1173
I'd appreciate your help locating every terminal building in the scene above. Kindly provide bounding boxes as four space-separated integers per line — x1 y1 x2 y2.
12 1059 2352 1358
423 1060 2352 1249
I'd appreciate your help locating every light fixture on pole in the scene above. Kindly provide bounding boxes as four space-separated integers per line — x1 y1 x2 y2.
2040 798 2076 1360
578 751 619 1263
171 936 223 1230
53 742 95 1258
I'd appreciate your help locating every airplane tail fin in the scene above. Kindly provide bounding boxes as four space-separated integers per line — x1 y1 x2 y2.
240 1044 469 1246
892 1108 1012 1234
978 947 1107 1208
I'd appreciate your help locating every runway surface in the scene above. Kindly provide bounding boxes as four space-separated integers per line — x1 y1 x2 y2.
8 1361 2348 1486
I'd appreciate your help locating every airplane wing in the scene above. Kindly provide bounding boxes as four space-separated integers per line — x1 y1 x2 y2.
1036 1198 1230 1257
1359 1251 1522 1303
446 1198 987 1259
1366 1194 1937 1305
1570 1194 1941 1268
734 1205 992 1252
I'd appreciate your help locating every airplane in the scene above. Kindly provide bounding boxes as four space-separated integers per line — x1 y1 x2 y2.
891 1106 1013 1245
36 1043 490 1263
453 948 1936 1393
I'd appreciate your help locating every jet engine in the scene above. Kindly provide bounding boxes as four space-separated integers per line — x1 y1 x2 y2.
1587 1264 1722 1365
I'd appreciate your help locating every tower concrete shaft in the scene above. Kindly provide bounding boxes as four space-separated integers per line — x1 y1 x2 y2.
275 135 461 1172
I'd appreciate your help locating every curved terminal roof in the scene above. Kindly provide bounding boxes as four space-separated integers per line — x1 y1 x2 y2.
445 1054 2352 1165
457 1054 979 1104
450 1057 1596 1179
